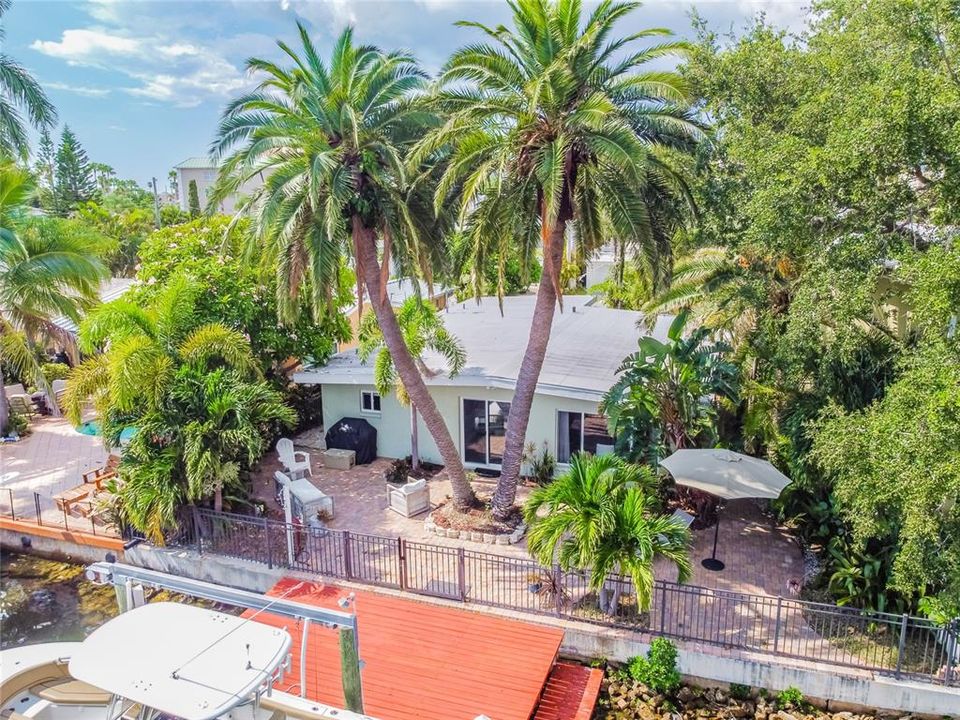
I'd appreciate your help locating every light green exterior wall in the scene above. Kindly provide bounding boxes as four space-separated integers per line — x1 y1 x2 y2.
319 382 604 467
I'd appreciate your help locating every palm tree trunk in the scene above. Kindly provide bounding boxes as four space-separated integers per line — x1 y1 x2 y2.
0 366 9 435
492 218 567 519
352 218 477 509
410 404 420 472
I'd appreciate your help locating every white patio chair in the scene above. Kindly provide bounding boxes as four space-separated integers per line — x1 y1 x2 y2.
658 508 696 544
277 437 312 478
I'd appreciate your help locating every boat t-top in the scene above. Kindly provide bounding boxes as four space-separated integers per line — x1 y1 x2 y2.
1 602 371 720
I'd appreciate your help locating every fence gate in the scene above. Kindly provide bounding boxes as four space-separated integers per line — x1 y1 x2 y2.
403 542 463 600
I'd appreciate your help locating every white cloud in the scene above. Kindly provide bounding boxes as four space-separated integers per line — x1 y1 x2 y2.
44 80 111 97
31 29 140 63
31 24 251 108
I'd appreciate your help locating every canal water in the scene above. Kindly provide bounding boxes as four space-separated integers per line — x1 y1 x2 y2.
0 550 223 648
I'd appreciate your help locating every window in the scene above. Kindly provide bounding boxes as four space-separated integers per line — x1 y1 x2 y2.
360 390 381 413
556 411 614 463
461 398 511 466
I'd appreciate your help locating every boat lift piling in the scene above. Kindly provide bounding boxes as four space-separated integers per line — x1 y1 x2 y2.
84 561 366 714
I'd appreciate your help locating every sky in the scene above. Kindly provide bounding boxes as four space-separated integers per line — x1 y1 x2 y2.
4 0 810 191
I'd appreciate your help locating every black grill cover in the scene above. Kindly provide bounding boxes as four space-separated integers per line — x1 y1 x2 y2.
325 417 378 464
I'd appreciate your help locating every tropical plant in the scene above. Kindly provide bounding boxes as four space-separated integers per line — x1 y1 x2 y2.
601 309 738 463
357 296 465 471
210 24 478 509
419 0 703 518
524 453 691 614
0 0 57 160
0 162 108 430
64 276 294 539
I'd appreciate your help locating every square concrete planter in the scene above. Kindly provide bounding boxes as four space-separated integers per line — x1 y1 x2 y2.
322 448 356 470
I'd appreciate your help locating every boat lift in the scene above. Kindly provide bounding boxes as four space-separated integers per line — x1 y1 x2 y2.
83 562 365 714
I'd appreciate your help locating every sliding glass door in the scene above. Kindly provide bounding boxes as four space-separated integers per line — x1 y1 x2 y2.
461 398 511 466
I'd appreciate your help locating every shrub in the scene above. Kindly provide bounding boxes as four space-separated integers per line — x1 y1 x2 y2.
41 362 70 382
776 686 804 708
729 683 751 701
524 442 556 485
385 458 411 485
5 408 29 437
626 637 681 694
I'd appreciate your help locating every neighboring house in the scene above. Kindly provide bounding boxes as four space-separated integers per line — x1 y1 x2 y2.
584 243 617 289
294 294 672 469
51 277 136 336
173 157 264 214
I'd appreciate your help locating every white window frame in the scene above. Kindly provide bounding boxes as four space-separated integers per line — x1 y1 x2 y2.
360 389 382 415
460 397 508 468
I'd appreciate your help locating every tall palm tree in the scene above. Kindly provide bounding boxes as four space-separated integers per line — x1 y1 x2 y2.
210 24 478 509
419 0 703 518
0 162 107 430
357 296 466 470
0 0 57 159
525 453 691 614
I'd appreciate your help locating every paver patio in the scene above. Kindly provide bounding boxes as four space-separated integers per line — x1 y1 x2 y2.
0 416 112 533
251 449 804 596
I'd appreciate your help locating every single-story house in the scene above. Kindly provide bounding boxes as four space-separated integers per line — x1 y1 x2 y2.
294 294 672 471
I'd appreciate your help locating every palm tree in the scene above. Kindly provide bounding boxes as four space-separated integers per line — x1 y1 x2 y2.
357 296 466 471
600 309 739 462
64 277 293 540
210 24 478 509
0 162 108 430
0 0 57 159
419 0 703 518
525 453 691 614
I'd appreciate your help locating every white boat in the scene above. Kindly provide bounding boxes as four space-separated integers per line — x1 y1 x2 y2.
0 602 374 720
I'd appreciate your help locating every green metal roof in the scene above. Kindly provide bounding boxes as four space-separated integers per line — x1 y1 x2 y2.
174 156 216 169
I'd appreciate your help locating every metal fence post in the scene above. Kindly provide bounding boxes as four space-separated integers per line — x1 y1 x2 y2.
33 492 42 526
773 596 783 654
553 564 563 616
264 517 273 570
457 547 466 601
397 538 407 591
192 507 204 554
945 618 959 687
343 530 353 579
8 488 14 520
659 584 667 634
895 613 909 679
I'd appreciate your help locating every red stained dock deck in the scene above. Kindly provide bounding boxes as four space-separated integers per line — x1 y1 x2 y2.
249 578 564 720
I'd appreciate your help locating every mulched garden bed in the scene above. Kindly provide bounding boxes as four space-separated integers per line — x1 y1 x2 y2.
431 493 524 534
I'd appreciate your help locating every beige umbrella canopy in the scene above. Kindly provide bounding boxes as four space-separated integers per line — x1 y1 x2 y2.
660 449 791 500
660 449 792 571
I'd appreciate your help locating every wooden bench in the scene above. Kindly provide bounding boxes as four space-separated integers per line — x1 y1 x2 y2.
54 485 92 516
82 455 120 489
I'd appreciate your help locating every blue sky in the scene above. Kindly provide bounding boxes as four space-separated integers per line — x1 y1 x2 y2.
5 0 808 191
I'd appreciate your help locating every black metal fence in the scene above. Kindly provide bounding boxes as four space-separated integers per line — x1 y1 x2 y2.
0 486 120 538
180 508 960 687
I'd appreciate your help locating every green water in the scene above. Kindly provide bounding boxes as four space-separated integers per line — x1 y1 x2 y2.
0 551 228 649
0 550 120 648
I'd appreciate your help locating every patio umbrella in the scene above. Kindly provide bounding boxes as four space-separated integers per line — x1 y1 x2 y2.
660 449 791 571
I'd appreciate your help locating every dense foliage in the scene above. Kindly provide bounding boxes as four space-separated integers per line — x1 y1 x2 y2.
131 217 350 379
64 278 295 541
633 0 960 615
601 310 738 463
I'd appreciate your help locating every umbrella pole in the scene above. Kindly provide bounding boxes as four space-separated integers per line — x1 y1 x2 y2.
701 505 725 572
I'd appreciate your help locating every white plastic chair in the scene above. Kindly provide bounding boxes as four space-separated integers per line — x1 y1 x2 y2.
277 437 312 478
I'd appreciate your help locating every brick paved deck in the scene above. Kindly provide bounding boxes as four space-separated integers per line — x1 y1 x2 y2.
0 417 111 534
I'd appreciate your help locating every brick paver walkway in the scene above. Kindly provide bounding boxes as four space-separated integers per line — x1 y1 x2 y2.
0 416 111 533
